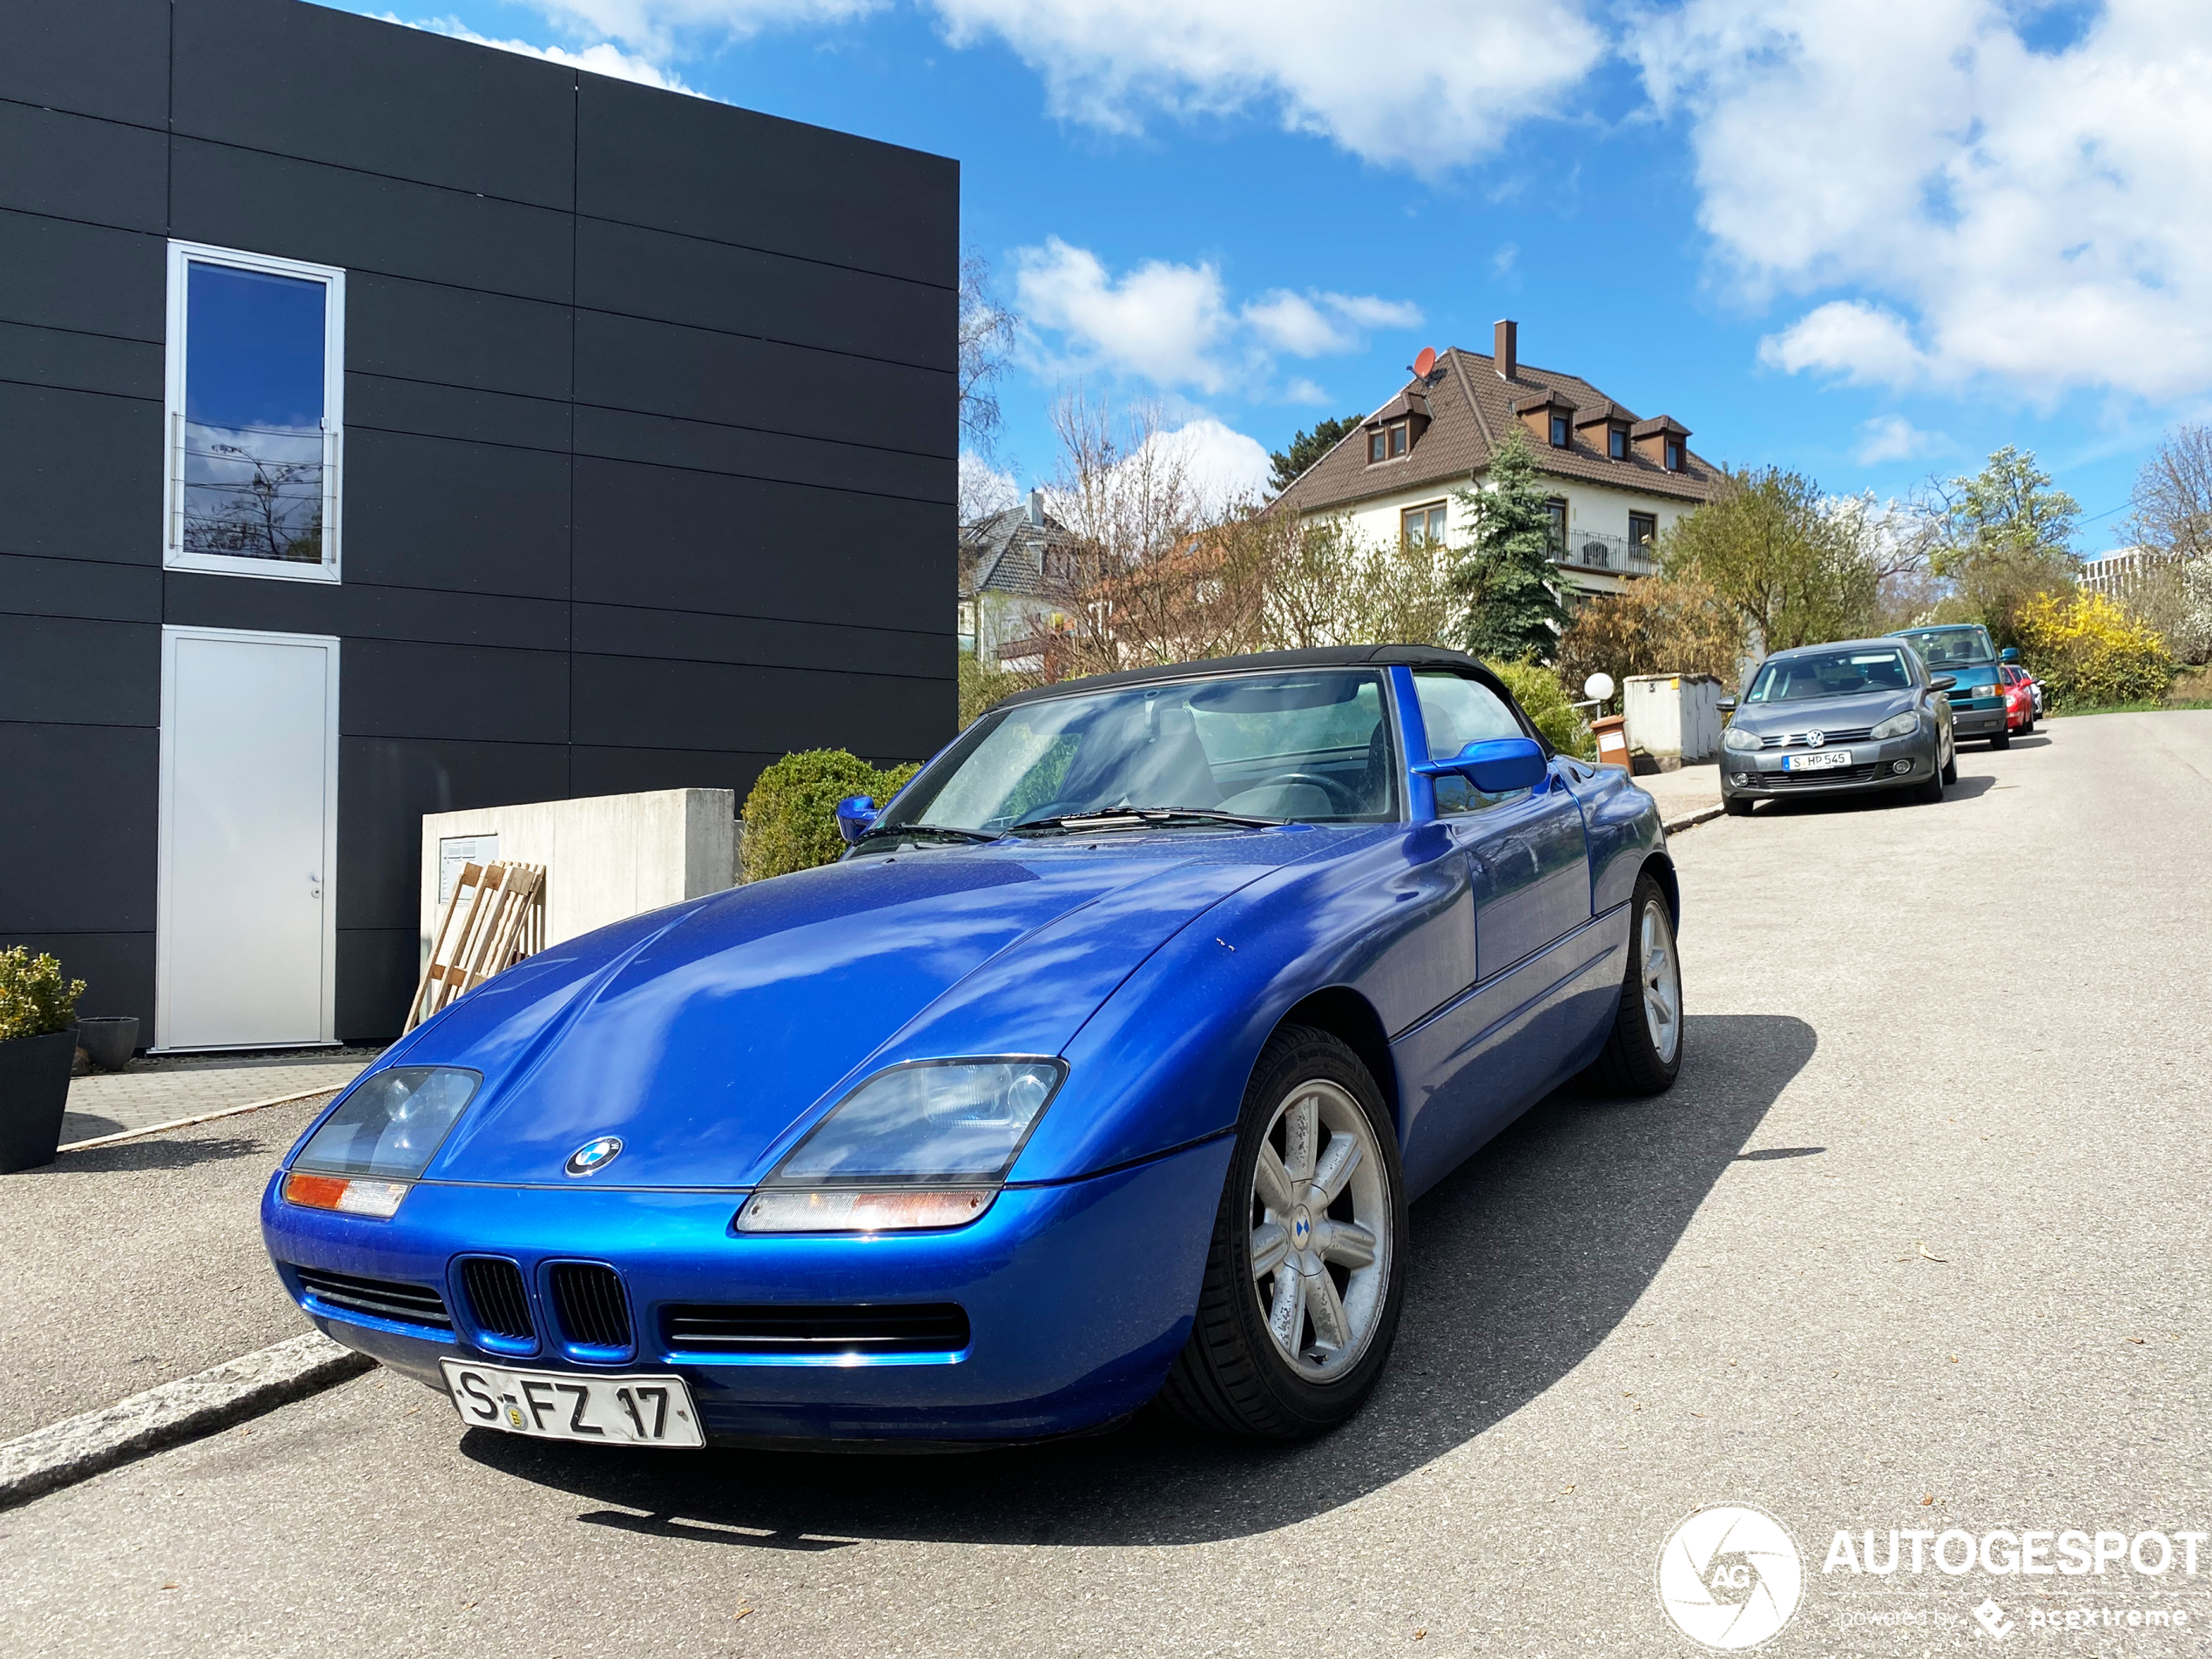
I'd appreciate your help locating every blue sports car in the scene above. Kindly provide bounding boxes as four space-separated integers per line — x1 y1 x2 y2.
262 646 1683 1446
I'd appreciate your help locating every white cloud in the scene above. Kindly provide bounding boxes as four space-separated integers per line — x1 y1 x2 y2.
1634 0 2212 400
1852 414 1947 465
1144 417 1276 513
931 0 1604 173
1283 377 1332 406
395 16 701 88
1014 238 1418 392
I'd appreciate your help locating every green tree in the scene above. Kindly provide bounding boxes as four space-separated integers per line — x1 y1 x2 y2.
1928 446 2080 646
1266 415 1364 495
1449 426 1575 662
1662 466 1878 653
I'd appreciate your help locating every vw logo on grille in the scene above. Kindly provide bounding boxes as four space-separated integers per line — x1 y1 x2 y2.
564 1136 624 1177
1804 729 1825 748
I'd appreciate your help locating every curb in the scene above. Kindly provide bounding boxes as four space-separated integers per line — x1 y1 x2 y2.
0 1332 374 1510
1662 804 1726 835
57 1082 351 1155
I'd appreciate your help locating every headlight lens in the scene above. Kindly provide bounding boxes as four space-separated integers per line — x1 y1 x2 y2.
287 1067 482 1217
1870 711 1919 740
1723 725 1763 752
737 1059 1065 1234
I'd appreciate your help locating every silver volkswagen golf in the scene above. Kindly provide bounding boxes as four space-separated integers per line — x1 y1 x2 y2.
1718 639 1958 815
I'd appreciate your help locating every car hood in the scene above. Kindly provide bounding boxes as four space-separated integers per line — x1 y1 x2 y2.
392 831 1332 1190
1729 690 1917 734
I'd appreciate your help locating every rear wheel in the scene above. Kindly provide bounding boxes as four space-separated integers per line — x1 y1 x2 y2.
1160 1027 1406 1440
1581 873 1683 1097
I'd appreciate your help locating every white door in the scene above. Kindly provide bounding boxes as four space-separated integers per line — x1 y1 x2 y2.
158 626 340 1049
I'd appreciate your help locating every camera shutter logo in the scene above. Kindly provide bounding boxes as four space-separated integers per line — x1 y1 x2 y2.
1657 1506 1804 1650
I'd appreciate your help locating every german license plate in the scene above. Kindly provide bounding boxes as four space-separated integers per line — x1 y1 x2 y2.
440 1359 705 1447
1784 750 1853 771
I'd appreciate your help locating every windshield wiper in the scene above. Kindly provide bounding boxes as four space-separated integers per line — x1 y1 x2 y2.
853 822 1001 846
1009 807 1285 835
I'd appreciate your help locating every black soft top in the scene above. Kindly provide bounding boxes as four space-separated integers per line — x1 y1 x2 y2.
992 644 1502 711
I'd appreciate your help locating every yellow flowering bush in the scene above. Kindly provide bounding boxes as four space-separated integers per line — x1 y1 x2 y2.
2016 590 2173 710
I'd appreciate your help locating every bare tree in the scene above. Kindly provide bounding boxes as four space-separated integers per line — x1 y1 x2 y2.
2127 423 2212 560
959 250 1018 457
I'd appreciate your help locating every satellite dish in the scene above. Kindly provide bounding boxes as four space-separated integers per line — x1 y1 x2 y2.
1413 347 1438 378
1583 672 1616 704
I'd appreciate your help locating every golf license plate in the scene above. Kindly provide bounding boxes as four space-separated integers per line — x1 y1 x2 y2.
440 1359 705 1447
1784 750 1853 771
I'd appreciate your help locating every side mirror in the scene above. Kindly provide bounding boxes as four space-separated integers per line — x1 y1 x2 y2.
834 794 880 846
1716 696 1737 713
1928 675 1956 692
2000 647 2020 663
1415 736 1547 795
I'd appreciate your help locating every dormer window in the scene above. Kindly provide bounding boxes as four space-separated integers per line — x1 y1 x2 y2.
1367 421 1408 462
1549 414 1569 448
1042 547 1076 583
1664 437 1684 470
1608 424 1629 461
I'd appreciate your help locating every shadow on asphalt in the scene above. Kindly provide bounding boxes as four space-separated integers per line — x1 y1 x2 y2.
10 1133 274 1176
461 1011 1816 1548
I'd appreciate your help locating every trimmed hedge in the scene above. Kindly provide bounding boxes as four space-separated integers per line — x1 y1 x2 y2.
739 750 921 882
0 945 84 1042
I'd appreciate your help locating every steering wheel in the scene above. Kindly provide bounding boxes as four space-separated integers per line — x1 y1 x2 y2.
1251 770 1357 813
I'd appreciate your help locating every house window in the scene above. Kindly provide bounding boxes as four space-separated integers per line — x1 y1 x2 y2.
1664 437 1684 471
165 242 345 582
1388 420 1409 457
1401 502 1447 548
1629 511 1658 554
1368 430 1387 462
1608 424 1629 461
956 599 977 654
1042 547 1076 583
1543 498 1568 556
1549 414 1569 448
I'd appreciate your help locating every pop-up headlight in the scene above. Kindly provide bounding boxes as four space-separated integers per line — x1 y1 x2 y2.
284 1066 482 1218
735 1059 1064 1234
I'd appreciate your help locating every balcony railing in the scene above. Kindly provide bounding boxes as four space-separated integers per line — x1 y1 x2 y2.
1554 529 1659 577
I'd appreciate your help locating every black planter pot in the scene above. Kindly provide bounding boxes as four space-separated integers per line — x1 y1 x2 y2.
77 1015 138 1072
0 1028 76 1172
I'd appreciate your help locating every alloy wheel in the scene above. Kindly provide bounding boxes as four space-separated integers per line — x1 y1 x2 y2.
1247 1080 1393 1381
1641 899 1682 1065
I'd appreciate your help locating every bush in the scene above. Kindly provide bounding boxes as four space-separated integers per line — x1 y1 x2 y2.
0 946 84 1042
959 651 1038 729
2015 590 2173 710
739 750 921 882
1492 660 1595 759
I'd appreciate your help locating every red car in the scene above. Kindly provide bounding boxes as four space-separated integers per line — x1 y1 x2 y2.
2000 665 2037 734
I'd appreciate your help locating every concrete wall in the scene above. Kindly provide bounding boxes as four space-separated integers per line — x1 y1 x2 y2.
418 789 736 965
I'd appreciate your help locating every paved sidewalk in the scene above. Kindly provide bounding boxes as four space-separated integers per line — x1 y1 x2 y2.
1629 759 1722 825
61 1049 377 1144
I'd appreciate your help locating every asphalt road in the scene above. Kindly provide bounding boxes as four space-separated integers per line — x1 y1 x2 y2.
4 712 2207 1657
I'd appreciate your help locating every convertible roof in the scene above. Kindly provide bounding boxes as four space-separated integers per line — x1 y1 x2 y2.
991 644 1500 710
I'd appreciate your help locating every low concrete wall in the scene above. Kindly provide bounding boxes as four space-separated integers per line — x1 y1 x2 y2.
418 790 737 967
1624 674 1723 763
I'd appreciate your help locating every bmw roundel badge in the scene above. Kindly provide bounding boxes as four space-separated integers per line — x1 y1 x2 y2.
564 1136 624 1177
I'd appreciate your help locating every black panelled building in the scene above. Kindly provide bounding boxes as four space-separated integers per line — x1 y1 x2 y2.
0 0 957 1045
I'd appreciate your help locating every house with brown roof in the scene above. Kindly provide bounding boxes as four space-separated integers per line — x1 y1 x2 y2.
1270 320 1726 597
959 490 1083 671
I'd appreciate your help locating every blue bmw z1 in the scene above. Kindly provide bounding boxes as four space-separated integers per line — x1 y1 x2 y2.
262 645 1684 1447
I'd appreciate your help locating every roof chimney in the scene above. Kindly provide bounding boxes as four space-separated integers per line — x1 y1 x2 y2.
1494 319 1518 381
1027 488 1046 528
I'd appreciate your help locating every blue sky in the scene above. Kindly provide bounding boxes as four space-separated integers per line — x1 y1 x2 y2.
347 0 2212 549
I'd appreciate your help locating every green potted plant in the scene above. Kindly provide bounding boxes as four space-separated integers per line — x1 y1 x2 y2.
0 946 84 1171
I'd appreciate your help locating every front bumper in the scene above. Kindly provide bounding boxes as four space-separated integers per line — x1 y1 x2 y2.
1949 705 2006 738
261 1135 1233 1444
1721 732 1936 799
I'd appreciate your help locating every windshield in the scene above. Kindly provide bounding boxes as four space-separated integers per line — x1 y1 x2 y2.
885 670 1398 833
1892 626 1995 668
1745 649 1914 704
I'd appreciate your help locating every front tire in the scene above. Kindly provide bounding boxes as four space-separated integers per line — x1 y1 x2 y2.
1160 1026 1406 1440
1940 743 1959 786
1990 730 2012 751
1581 873 1683 1097
1723 796 1753 817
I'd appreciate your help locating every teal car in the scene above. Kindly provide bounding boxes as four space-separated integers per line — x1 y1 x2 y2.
1888 624 2016 748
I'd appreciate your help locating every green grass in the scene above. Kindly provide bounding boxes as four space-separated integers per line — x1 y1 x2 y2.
2048 698 2212 718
